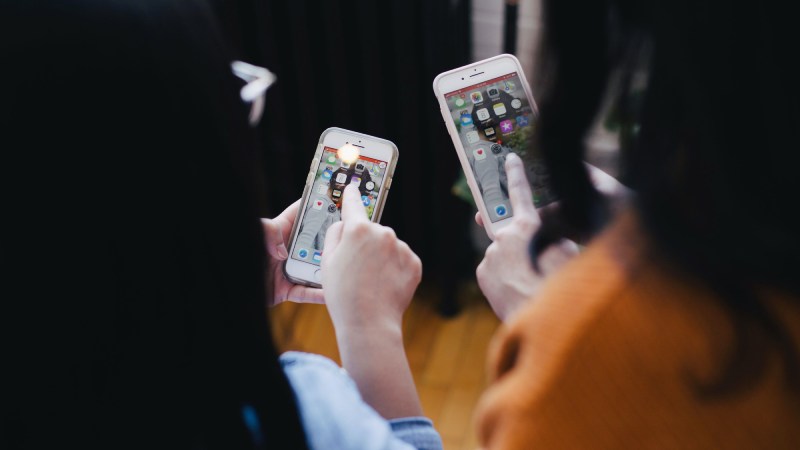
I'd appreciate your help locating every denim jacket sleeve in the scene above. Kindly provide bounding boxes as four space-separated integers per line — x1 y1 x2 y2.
280 351 443 450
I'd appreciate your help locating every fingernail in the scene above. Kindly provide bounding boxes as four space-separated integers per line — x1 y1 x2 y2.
277 243 289 259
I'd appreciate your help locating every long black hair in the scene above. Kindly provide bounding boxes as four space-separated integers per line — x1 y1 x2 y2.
0 1 307 448
532 0 800 396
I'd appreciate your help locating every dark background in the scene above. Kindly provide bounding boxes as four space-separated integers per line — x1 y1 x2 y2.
212 0 476 307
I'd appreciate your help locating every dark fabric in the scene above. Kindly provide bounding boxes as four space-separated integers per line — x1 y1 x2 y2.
1 1 307 448
211 0 475 284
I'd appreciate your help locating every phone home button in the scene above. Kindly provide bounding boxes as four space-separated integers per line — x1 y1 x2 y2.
313 269 322 283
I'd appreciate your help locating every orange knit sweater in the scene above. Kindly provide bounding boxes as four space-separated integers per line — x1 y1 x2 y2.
475 214 800 449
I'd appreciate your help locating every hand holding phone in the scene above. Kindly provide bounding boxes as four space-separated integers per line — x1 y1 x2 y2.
262 200 324 307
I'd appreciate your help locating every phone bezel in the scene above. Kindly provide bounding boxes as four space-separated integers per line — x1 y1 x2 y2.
283 127 398 288
433 54 538 240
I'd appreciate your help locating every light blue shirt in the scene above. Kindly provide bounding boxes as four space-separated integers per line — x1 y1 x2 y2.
281 352 444 450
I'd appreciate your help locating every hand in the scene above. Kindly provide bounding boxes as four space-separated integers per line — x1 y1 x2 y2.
321 184 422 333
319 184 425 419
261 200 324 307
475 153 579 322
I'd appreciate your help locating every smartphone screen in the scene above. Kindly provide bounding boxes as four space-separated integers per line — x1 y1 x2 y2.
291 146 389 266
444 72 554 223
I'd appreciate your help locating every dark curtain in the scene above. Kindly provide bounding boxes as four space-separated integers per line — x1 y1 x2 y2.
213 0 475 309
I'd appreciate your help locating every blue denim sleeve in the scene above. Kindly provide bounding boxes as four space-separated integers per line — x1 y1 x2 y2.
280 351 443 450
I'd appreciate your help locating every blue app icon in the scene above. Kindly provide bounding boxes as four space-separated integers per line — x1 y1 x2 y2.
460 111 473 127
298 248 309 259
515 115 529 127
361 195 371 206
312 251 322 262
322 169 333 180
495 204 507 217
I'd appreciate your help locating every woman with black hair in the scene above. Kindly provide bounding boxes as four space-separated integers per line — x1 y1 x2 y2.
0 1 440 449
472 0 800 447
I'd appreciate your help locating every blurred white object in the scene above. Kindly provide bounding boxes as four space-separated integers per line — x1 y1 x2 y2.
231 60 277 126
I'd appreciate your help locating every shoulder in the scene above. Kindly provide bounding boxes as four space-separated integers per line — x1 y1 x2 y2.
281 352 442 450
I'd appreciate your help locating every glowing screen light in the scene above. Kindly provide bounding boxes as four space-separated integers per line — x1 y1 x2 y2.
337 144 360 165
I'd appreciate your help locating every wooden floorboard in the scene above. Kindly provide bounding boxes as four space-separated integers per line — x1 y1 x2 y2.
270 283 501 450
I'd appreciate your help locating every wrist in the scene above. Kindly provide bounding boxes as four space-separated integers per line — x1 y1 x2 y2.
334 317 404 345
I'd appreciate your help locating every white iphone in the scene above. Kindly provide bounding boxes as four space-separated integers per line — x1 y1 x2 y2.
283 127 399 287
433 54 554 239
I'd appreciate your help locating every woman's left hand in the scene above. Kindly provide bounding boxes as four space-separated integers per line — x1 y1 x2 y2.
262 200 324 307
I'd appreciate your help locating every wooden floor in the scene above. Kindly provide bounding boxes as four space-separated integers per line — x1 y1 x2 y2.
270 282 501 450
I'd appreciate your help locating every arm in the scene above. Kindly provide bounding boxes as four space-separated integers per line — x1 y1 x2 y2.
321 184 424 419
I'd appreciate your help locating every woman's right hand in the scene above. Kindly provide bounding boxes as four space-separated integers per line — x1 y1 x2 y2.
321 184 422 334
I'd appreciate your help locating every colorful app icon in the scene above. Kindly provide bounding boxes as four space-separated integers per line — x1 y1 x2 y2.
454 97 466 108
351 176 361 186
361 195 371 206
470 91 484 104
460 111 473 127
312 199 324 210
493 102 507 116
370 165 382 177
312 251 322 263
326 154 337 164
476 108 490 121
298 248 309 259
365 181 375 191
331 189 342 199
487 87 500 98
495 204 508 217
499 120 514 134
322 168 333 180
515 115 529 127
316 184 329 194
484 127 496 137
466 130 479 144
502 80 516 93
511 98 522 109
473 147 487 161
335 173 347 183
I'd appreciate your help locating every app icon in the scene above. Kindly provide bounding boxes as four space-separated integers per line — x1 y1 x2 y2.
495 204 507 217
499 120 514 134
361 195 371 206
312 199 324 210
365 181 375 191
470 91 484 104
516 115 529 127
322 168 333 180
298 248 309 259
493 103 507 116
460 111 473 127
484 127 495 137
378 161 386 169
465 130 479 144
327 204 338 213
502 80 516 93
491 144 503 155
370 165 382 177
476 108 490 121
341 161 351 169
473 147 487 161
454 97 466 108
316 184 329 194
487 87 500 98
511 98 522 109
351 176 362 186
331 189 342 199
355 162 366 172
312 251 322 262
335 173 348 183
326 154 337 164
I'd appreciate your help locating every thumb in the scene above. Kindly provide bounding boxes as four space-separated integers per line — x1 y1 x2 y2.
261 218 289 260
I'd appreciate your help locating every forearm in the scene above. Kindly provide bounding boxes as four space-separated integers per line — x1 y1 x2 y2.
335 324 424 420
